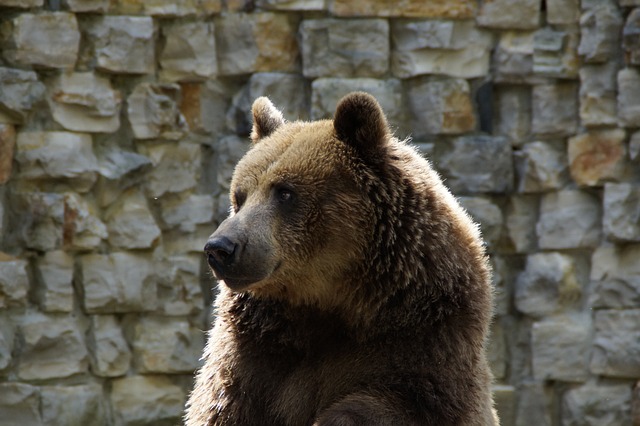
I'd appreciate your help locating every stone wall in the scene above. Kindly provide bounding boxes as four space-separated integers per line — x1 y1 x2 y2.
0 0 639 425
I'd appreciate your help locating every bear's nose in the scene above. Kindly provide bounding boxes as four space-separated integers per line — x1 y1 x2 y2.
205 237 237 270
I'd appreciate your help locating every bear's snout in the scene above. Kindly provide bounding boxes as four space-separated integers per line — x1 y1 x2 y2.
205 236 237 272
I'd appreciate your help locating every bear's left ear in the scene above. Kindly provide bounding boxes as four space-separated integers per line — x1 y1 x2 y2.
334 92 390 160
251 97 285 143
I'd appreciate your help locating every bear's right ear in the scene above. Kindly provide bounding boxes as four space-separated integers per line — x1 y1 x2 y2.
251 97 285 143
334 92 390 161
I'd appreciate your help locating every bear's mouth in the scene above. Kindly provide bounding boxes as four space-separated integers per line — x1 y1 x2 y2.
210 261 282 292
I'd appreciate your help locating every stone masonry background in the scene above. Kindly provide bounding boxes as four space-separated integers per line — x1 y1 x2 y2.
0 0 639 424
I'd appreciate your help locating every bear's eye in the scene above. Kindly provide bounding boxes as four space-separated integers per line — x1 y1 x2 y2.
233 190 247 211
275 186 295 204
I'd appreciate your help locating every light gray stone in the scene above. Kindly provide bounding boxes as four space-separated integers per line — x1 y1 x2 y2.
591 309 640 378
110 375 185 426
531 315 590 382
488 320 507 380
62 0 109 12
87 315 131 377
477 0 540 29
505 195 538 253
32 250 74 313
134 0 221 16
562 383 632 426
515 141 570 193
568 129 627 187
623 8 640 65
41 384 105 426
127 83 187 140
84 16 155 74
7 192 65 251
215 135 251 191
493 31 535 82
0 254 28 309
79 252 157 314
547 0 580 25
257 0 325 9
105 189 161 249
301 19 389 78
140 141 201 198
158 255 204 316
131 316 203 373
15 131 99 191
60 193 108 250
160 194 214 232
458 197 503 249
47 71 122 133
0 318 13 371
590 245 640 309
180 79 237 136
95 146 152 207
492 86 531 146
0 383 41 426
631 130 640 161
579 62 618 127
406 77 476 136
515 381 552 426
532 82 578 137
603 183 640 242
160 21 217 82
0 123 14 184
578 4 622 63
17 313 89 380
533 27 580 78
435 135 513 194
1 12 80 69
391 20 492 79
515 253 583 317
618 68 640 127
537 190 601 249
0 67 45 124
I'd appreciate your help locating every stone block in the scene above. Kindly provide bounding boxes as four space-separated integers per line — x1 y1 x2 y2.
7 192 65 251
15 131 99 191
47 72 122 133
180 80 235 136
257 0 325 10
0 318 13 371
0 67 45 124
505 195 538 253
493 385 516 426
493 32 535 83
0 383 41 426
531 315 590 382
568 129 627 187
631 130 640 161
0 0 42 6
60 193 108 250
578 4 622 63
41 384 106 426
406 77 476 136
215 135 252 191
227 73 309 135
127 83 187 140
603 183 640 242
301 19 389 78
477 0 540 29
590 245 640 309
215 13 298 75
0 124 15 185
618 68 640 127
1 12 79 69
458 197 503 250
391 20 492 79
131 316 203 373
492 86 531 146
157 255 204 316
0 253 28 309
536 190 601 249
623 8 640 65
633 381 640 426
562 383 632 426
515 253 583 317
105 189 161 249
17 313 88 380
487 320 507 380
116 0 221 16
110 375 185 426
546 0 580 25
515 141 570 193
578 62 618 127
515 381 552 426
330 0 476 18
95 146 152 207
533 27 580 78
160 194 214 232
78 252 157 313
139 141 201 198
160 21 217 82
532 82 578 137
591 309 640 378
62 0 108 12
84 16 155 74
32 250 74 313
435 135 513 194
87 315 131 377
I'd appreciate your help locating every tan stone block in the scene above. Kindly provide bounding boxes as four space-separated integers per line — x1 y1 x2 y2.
0 124 15 184
477 0 540 29
568 129 627 186
331 0 476 19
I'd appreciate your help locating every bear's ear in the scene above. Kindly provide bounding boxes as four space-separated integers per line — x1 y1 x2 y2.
251 97 285 143
334 92 390 159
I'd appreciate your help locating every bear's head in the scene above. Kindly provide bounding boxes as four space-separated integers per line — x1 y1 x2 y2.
205 92 393 307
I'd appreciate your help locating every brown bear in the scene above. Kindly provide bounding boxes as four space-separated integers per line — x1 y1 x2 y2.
185 92 498 426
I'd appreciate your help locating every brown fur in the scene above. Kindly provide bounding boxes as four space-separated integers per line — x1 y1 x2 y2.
186 92 498 426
